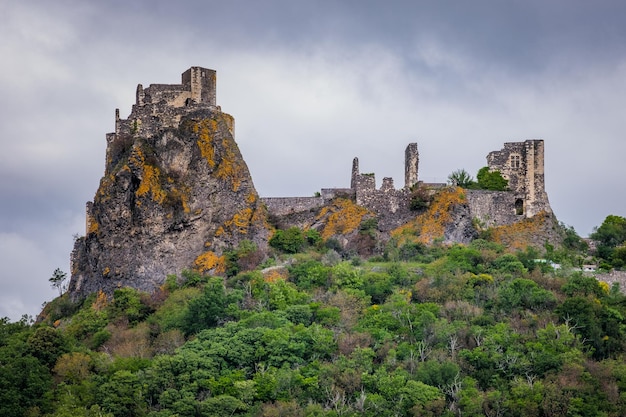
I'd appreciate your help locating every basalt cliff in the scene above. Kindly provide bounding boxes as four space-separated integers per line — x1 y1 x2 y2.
68 67 270 300
68 67 560 300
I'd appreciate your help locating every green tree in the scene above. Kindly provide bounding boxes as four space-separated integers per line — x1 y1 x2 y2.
269 227 306 253
591 215 626 265
50 268 68 296
181 277 240 335
448 169 476 188
476 167 508 191
98 370 145 417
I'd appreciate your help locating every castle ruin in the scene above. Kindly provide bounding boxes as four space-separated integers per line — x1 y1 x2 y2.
70 66 556 300
106 67 232 174
262 143 427 230
263 139 552 231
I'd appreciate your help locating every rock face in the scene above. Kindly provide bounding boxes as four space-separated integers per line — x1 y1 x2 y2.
68 67 269 300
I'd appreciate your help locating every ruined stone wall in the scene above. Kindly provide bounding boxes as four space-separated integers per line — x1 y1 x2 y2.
405 143 419 189
262 197 324 216
465 190 522 228
115 67 219 136
321 188 355 200
486 139 551 218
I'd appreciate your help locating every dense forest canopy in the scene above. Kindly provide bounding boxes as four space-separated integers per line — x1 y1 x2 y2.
2 215 626 417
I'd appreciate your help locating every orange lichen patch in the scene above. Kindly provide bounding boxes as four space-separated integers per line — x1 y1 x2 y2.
137 165 166 203
318 198 370 240
130 147 167 204
103 267 110 276
95 174 116 203
246 192 257 204
215 136 246 192
392 186 466 245
218 207 255 237
194 119 218 168
92 290 108 311
489 211 554 251
87 215 99 235
194 251 226 274
192 116 247 191
214 203 269 241
262 266 288 283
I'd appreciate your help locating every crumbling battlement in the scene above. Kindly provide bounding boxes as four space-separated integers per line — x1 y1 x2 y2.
117 67 218 136
104 67 232 176
263 140 553 232
263 144 421 231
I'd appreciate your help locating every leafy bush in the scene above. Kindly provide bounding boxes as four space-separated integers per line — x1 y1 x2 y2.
448 168 476 188
476 166 508 191
269 227 306 253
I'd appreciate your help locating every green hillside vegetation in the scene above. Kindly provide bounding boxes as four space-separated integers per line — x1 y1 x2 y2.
4 219 626 417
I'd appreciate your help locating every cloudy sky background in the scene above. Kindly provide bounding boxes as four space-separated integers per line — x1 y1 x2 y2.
1 0 625 320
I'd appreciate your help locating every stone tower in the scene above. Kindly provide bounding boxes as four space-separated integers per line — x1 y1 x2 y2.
182 67 216 105
404 143 419 189
351 157 359 189
486 139 551 217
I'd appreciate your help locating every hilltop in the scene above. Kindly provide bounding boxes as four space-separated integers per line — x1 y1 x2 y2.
68 67 563 301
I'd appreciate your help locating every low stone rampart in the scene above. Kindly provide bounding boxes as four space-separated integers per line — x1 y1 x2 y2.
261 196 325 216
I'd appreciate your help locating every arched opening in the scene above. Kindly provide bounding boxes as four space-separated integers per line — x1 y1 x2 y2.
515 198 524 215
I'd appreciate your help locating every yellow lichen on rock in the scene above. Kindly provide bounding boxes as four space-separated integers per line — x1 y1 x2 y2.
87 215 99 235
130 147 167 204
194 250 226 274
215 136 245 192
192 116 246 191
318 198 370 240
489 211 554 250
392 186 466 245
194 119 217 168
219 207 254 236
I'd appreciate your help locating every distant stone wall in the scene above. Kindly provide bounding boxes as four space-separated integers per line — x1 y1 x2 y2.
262 197 325 216
465 190 522 228
264 140 553 234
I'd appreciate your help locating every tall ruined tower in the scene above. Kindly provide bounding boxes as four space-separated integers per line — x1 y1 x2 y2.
404 143 419 189
486 139 551 217
182 67 217 105
350 157 359 189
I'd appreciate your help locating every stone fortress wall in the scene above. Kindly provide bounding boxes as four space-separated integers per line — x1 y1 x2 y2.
263 139 552 231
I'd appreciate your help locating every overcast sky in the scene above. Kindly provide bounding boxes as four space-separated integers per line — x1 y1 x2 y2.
1 0 625 320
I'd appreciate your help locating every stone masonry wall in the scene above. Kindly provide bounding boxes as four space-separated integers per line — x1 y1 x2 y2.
262 197 325 216
465 190 522 228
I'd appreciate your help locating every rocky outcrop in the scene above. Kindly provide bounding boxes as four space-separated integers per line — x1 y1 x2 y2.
67 67 563 301
68 69 269 300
